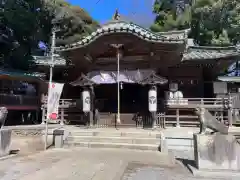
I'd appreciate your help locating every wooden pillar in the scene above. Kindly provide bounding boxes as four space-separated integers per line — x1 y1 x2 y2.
41 106 46 124
151 111 157 129
89 86 94 127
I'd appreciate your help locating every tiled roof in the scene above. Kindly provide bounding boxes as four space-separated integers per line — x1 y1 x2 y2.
56 21 188 52
33 55 66 66
183 46 240 61
0 69 45 78
35 45 240 66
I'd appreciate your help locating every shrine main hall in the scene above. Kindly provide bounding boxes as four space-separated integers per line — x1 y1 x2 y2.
38 18 240 127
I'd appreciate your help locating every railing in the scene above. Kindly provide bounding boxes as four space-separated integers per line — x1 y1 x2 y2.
42 99 77 108
0 94 40 107
230 93 240 109
166 97 230 109
41 98 239 128
42 99 79 124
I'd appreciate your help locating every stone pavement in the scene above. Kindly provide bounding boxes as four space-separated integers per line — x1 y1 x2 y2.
0 148 237 180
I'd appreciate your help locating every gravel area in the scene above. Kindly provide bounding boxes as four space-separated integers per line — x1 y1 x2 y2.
0 148 237 180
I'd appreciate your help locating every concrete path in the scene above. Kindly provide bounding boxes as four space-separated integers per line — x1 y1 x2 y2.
0 148 236 180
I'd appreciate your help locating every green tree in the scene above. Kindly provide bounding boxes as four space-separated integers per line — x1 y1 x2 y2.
150 0 191 32
151 0 240 46
0 0 99 70
50 0 99 46
0 0 53 70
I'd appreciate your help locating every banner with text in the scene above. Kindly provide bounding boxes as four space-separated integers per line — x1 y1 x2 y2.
47 83 64 120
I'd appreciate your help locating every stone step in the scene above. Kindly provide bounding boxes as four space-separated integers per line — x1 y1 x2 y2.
64 141 160 151
68 131 161 138
165 137 193 150
67 136 160 144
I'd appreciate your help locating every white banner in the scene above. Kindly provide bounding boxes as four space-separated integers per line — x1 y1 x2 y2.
47 83 64 120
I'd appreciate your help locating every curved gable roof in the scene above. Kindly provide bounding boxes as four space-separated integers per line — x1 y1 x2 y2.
56 21 189 52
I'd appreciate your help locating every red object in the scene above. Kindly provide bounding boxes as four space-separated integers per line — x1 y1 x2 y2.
48 83 55 88
49 113 58 120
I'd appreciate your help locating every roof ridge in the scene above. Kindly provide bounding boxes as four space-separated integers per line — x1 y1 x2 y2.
56 21 186 52
188 45 237 51
157 29 190 35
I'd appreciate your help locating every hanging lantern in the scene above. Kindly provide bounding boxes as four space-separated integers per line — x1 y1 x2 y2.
148 87 157 112
82 90 91 112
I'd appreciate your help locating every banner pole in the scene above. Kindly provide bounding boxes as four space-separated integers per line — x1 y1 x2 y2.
44 30 56 150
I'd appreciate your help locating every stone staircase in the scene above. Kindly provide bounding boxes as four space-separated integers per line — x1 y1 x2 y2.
162 127 197 151
165 135 194 151
63 129 161 151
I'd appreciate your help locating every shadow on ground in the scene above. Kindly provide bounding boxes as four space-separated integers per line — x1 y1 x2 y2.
176 158 196 173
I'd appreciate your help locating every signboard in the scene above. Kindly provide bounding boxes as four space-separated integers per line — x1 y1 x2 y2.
47 83 64 120
213 82 227 94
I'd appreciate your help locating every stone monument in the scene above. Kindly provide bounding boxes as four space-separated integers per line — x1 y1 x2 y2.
0 107 12 157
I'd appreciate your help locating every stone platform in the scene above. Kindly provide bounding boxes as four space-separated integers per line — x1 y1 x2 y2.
188 133 240 178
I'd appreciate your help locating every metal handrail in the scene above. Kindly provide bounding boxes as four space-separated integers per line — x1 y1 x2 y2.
0 93 39 106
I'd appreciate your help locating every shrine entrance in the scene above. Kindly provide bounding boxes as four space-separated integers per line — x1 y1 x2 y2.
71 70 169 128
94 83 148 127
94 83 167 127
119 83 148 114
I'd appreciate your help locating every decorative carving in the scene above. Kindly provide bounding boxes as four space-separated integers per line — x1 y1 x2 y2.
195 108 206 134
195 107 228 134
112 9 120 20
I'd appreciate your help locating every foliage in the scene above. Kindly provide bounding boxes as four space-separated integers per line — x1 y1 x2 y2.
150 0 191 32
151 0 240 46
0 0 99 70
45 0 99 46
0 0 48 70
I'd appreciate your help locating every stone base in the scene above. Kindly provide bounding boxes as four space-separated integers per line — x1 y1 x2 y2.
187 163 240 179
0 129 12 157
193 133 240 171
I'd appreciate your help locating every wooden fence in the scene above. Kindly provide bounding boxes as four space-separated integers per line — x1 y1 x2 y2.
41 97 240 128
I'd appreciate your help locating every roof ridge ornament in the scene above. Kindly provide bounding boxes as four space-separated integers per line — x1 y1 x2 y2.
112 9 120 20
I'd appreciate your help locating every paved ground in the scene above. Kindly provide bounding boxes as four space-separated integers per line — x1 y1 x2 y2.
0 147 236 180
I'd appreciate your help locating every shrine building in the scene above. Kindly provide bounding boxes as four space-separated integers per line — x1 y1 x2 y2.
38 17 240 128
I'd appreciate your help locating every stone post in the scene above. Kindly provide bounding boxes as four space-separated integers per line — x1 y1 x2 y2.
53 129 64 148
0 129 12 157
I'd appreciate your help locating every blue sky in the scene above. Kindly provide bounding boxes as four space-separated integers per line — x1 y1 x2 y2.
68 0 156 27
